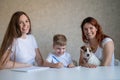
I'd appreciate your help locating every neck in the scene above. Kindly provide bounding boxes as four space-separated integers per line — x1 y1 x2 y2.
21 34 27 39
88 38 99 52
89 39 97 45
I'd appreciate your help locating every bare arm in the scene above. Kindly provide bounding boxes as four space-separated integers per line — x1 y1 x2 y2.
101 41 114 66
35 48 44 66
3 61 31 69
43 60 64 68
67 63 75 68
0 49 31 69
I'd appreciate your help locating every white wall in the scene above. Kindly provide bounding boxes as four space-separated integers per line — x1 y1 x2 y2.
0 0 120 63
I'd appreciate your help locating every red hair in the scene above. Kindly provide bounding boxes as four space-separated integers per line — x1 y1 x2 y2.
81 17 109 45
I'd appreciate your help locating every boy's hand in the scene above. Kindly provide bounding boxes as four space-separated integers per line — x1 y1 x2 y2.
55 62 64 68
67 63 75 68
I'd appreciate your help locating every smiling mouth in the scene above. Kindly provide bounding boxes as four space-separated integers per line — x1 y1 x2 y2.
87 33 93 36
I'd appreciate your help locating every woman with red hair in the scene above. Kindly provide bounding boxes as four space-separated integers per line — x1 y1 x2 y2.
79 17 114 68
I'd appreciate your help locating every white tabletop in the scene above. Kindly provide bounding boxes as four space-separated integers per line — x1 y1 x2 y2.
0 66 120 80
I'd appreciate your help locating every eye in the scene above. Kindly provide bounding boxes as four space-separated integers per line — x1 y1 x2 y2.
83 28 88 32
85 49 87 52
19 21 23 25
89 50 92 52
26 20 29 23
90 26 94 30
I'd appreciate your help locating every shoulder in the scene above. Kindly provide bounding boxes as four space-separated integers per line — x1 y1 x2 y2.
27 34 36 40
64 52 71 56
101 37 114 47
27 34 35 38
102 37 113 43
48 52 55 56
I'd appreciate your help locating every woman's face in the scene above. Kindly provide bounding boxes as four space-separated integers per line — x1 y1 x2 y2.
83 23 97 40
19 14 30 35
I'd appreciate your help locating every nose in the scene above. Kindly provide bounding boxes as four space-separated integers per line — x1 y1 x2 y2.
59 48 65 53
87 29 91 33
60 49 63 53
87 54 89 57
23 23 28 29
23 23 27 26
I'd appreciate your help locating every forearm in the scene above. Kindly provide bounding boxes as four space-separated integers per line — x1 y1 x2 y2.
101 59 111 66
35 48 44 66
67 63 75 68
36 58 44 66
4 61 31 69
43 61 56 68
43 61 63 68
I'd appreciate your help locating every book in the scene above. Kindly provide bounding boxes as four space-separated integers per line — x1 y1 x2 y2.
11 66 49 72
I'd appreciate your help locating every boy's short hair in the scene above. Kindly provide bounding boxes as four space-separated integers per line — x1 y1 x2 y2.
53 34 67 46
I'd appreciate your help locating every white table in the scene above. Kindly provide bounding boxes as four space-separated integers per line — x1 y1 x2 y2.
0 66 120 80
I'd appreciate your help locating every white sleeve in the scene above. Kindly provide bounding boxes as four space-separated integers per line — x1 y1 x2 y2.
102 38 113 47
66 53 73 64
46 53 53 63
10 39 17 60
31 35 38 48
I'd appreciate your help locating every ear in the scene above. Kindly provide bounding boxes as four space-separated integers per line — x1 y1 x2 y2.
81 46 84 49
80 48 84 53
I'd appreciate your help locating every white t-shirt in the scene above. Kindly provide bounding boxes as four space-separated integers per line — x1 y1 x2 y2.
10 34 38 65
94 38 114 66
46 52 73 67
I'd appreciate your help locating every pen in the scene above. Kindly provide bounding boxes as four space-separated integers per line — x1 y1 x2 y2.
52 56 67 68
52 56 60 62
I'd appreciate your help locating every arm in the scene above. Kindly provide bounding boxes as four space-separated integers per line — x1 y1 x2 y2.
43 53 64 68
0 49 31 69
67 63 75 68
3 61 31 69
43 61 64 68
67 55 75 68
35 48 44 66
101 40 114 66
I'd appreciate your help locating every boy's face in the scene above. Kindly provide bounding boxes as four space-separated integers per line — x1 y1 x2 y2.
53 45 66 56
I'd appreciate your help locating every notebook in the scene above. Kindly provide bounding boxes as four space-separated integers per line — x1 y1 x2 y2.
11 66 49 72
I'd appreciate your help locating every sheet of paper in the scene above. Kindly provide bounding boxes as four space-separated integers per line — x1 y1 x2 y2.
11 66 49 72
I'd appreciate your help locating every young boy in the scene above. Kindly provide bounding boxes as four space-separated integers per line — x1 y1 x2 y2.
45 34 75 68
